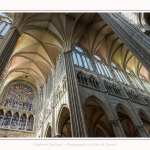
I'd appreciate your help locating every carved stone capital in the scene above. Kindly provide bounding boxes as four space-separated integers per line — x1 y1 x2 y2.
134 124 145 132
109 119 119 127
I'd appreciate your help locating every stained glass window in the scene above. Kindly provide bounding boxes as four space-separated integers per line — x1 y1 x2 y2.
18 114 26 130
10 113 19 129
4 83 34 111
0 110 4 126
2 111 12 128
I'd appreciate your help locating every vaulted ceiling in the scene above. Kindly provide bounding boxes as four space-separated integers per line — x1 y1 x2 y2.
3 12 150 88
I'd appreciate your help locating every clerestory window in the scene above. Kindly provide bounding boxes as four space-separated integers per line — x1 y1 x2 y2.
72 46 93 71
0 13 12 36
126 68 144 90
111 62 130 85
139 74 150 91
94 55 112 78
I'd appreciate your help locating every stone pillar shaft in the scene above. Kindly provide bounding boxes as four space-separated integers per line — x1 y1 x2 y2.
0 27 20 73
99 13 150 72
110 119 126 137
135 125 150 137
64 51 88 137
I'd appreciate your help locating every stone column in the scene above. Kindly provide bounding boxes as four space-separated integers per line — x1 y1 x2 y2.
99 13 150 72
51 72 57 137
134 124 150 137
17 113 21 130
32 115 36 132
63 50 88 137
28 115 34 131
9 111 14 128
0 27 20 78
25 114 28 130
0 13 25 93
1 110 6 127
110 119 126 137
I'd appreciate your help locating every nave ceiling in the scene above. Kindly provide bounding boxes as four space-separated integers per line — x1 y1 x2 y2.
2 12 149 88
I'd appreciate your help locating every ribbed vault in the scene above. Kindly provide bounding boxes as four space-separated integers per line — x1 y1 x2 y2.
72 13 150 80
3 12 150 88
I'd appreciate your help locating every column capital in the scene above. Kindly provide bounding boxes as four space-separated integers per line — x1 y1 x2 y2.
134 124 145 132
109 119 119 127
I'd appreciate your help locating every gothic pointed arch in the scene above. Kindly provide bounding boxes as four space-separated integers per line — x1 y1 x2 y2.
72 45 93 71
116 104 137 137
56 105 72 137
85 97 115 137
138 110 150 135
45 123 52 138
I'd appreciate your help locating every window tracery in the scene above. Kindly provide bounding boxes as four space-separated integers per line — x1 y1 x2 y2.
10 112 19 129
141 94 150 106
0 13 11 36
55 76 67 101
77 72 88 86
72 46 93 71
139 74 150 91
18 114 26 130
0 109 34 131
126 68 144 90
124 88 142 104
112 84 122 97
104 80 113 94
104 80 122 97
4 83 34 111
111 62 129 85
2 111 12 128
89 76 99 89
95 55 112 78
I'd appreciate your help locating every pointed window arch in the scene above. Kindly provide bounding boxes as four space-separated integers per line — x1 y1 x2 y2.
126 68 144 90
2 111 12 128
0 13 11 36
139 74 150 91
72 46 93 71
111 62 130 85
4 83 34 111
94 55 112 78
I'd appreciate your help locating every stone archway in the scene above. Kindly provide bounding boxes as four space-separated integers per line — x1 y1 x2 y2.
117 106 136 137
86 99 115 137
139 112 150 135
57 106 72 137
45 124 52 137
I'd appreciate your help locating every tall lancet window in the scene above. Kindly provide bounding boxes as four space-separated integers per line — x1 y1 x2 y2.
126 68 144 90
111 62 130 85
72 46 93 71
4 83 34 111
139 74 150 91
0 13 12 36
94 55 112 78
